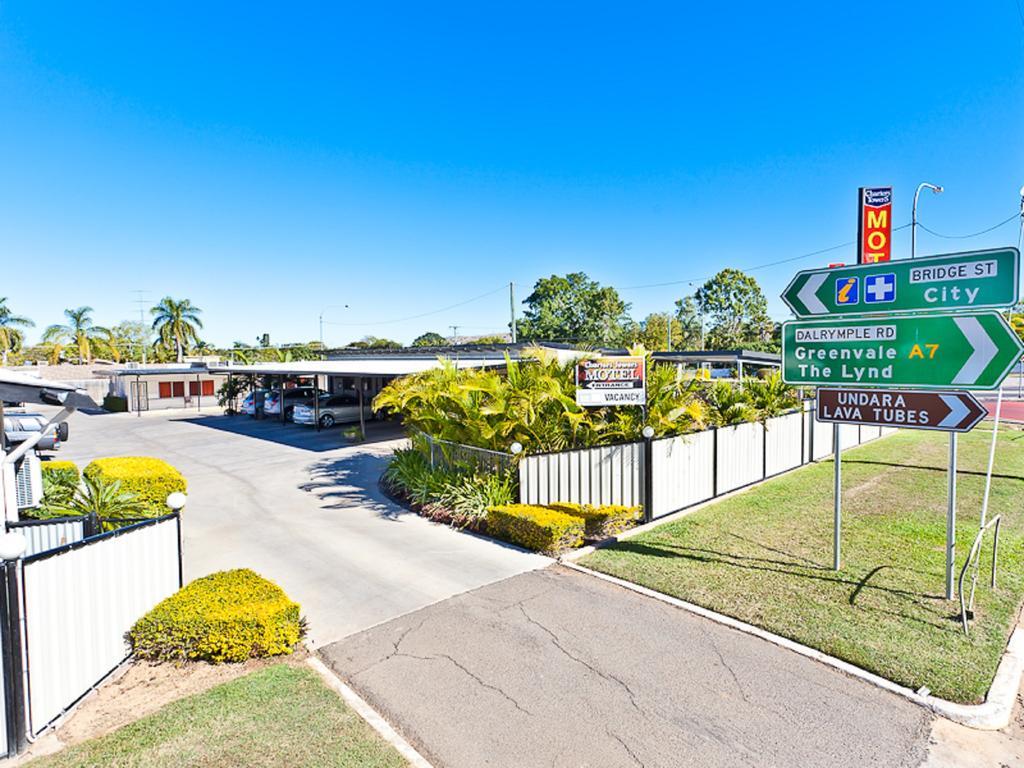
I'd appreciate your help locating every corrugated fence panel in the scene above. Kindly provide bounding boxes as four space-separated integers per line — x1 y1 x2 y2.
811 416 834 461
650 431 714 518
23 518 180 734
765 412 804 477
518 443 643 507
839 423 859 450
858 425 882 443
716 422 765 493
14 521 86 558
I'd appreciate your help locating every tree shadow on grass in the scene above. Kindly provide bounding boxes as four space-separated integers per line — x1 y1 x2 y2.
843 459 1024 482
608 539 947 603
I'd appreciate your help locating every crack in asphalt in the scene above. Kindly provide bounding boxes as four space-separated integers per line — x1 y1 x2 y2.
607 729 644 767
518 603 643 715
435 653 534 716
701 624 751 705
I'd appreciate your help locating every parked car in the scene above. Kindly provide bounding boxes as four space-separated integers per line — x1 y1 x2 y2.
3 412 68 452
264 387 318 419
238 390 269 416
292 393 372 428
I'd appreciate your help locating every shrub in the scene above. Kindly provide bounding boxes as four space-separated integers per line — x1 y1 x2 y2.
83 457 186 516
546 502 642 538
103 394 128 413
486 504 584 554
129 569 301 663
41 461 80 508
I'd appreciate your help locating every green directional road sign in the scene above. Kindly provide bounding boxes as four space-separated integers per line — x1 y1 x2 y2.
781 247 1019 318
782 311 1024 390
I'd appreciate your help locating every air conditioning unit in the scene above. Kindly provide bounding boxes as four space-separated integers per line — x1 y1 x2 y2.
14 454 43 509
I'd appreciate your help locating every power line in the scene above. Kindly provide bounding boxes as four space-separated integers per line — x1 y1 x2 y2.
321 285 508 327
916 213 1020 240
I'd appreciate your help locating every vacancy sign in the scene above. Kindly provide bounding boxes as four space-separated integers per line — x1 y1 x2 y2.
782 312 1024 390
575 356 646 406
782 248 1020 318
816 388 987 433
858 187 893 264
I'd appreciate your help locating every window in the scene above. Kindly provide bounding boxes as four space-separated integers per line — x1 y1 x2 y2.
171 381 185 398
158 382 172 399
202 380 215 396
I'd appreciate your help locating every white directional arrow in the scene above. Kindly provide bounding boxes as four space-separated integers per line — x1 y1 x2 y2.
953 317 997 385
937 394 970 429
797 273 828 315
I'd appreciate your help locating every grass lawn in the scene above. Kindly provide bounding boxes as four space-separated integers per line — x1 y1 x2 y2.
581 425 1024 704
28 664 408 768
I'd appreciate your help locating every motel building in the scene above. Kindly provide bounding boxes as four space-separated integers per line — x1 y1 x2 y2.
97 361 228 413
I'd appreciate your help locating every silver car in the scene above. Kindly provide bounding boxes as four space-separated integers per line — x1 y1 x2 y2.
292 393 372 428
3 412 68 452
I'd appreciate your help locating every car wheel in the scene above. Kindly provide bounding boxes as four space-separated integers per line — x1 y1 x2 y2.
320 414 335 428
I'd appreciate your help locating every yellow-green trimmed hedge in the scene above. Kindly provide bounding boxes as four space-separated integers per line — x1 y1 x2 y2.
486 504 584 554
83 457 186 516
129 569 301 663
546 502 642 538
41 460 79 487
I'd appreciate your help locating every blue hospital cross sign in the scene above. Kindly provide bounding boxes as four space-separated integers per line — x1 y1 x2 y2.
864 273 895 304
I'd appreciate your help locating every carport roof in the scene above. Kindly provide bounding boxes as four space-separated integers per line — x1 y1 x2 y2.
206 356 509 378
0 370 98 409
653 349 781 365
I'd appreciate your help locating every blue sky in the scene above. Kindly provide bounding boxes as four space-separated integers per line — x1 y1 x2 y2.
1 3 1022 347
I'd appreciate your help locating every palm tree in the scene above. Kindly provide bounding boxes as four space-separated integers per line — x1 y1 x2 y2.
43 307 107 364
0 298 34 366
151 297 203 363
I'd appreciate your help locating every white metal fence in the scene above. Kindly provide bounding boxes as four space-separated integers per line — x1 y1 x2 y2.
6 518 87 558
19 515 182 738
518 405 897 519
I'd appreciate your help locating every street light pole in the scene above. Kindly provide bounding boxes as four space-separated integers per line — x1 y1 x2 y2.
911 182 943 259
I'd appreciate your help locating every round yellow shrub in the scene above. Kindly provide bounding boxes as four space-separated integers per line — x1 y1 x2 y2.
129 569 302 663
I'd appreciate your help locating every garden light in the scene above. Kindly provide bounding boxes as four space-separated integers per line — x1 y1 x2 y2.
641 426 655 439
509 442 524 455
0 532 27 561
166 492 188 511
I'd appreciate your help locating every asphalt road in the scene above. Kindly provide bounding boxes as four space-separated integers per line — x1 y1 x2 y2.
322 565 933 768
54 408 549 647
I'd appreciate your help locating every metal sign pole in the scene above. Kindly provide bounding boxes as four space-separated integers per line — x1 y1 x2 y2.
833 427 841 571
945 432 957 600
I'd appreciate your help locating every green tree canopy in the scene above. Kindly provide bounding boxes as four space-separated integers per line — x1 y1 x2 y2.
347 336 402 349
412 332 447 347
151 297 203 363
693 269 773 350
43 306 107 364
633 313 683 352
518 272 631 345
0 297 34 366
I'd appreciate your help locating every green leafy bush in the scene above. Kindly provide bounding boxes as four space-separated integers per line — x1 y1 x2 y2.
383 447 514 528
83 457 186 516
40 461 80 509
486 504 584 554
129 569 301 663
546 502 642 538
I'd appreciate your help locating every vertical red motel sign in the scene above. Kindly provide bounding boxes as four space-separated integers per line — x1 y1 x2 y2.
857 186 893 264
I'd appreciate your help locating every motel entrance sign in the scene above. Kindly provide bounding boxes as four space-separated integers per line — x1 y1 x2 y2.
781 248 1019 318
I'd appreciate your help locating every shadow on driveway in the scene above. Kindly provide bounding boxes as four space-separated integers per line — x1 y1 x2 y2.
179 414 404 452
301 449 406 520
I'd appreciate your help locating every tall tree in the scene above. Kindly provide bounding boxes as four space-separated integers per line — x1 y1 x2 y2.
518 273 631 345
151 297 203 363
0 298 34 366
674 295 705 350
634 313 683 352
694 269 772 350
412 331 447 347
43 306 107 363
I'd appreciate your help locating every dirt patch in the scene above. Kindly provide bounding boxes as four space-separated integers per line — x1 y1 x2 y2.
56 649 308 747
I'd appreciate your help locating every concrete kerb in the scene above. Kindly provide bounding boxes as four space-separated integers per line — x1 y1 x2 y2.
560 560 1024 730
307 656 436 768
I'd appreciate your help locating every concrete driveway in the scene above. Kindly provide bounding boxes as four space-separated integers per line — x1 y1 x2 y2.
55 409 548 646
322 565 933 768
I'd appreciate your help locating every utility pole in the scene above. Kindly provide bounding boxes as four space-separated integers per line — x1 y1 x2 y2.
132 290 150 364
450 325 460 346
509 282 517 344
